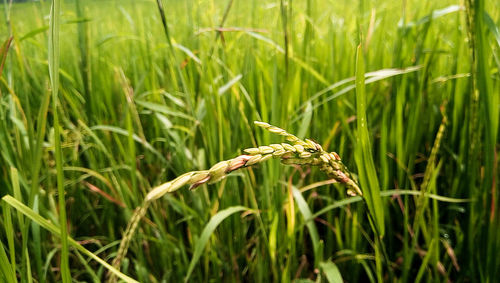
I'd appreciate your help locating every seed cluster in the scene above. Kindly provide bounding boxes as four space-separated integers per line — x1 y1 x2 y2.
110 121 362 279
145 121 361 202
249 121 362 196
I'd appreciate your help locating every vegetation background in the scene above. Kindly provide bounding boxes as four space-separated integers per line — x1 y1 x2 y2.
0 0 498 282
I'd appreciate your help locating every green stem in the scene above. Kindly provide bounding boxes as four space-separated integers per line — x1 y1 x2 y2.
364 198 393 282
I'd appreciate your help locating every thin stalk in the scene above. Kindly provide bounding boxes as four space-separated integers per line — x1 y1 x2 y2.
364 202 393 281
49 0 70 281
279 0 289 76
208 0 234 57
155 0 192 112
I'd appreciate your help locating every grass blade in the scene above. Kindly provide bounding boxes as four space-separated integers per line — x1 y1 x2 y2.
0 240 15 283
353 44 384 236
310 190 470 221
1 195 138 283
0 202 16 283
0 36 13 81
48 0 71 281
185 206 252 282
292 187 321 267
320 260 343 283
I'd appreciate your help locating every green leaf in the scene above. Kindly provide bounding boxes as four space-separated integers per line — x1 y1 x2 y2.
297 102 312 139
414 239 436 283
320 260 343 283
292 187 320 266
1 195 138 283
20 27 49 41
1 201 16 283
91 125 167 163
354 44 385 236
400 5 463 28
218 74 243 96
0 227 16 283
483 11 500 48
135 100 196 121
48 0 71 281
185 206 252 282
311 190 469 220
0 37 13 78
292 66 421 123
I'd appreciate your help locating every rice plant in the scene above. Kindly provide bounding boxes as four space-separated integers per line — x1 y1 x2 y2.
0 0 498 282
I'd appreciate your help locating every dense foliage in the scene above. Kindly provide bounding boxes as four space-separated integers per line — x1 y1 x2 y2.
0 0 498 282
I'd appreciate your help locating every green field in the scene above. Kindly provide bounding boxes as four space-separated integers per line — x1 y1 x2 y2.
0 0 498 282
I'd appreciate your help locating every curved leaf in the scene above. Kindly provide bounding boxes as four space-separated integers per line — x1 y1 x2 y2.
185 206 252 282
1 195 138 283
320 260 343 283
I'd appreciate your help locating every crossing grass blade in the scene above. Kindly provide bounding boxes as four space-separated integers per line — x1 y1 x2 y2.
185 206 252 282
320 260 343 283
1 195 138 283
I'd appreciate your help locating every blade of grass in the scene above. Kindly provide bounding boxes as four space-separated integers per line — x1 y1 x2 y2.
292 187 321 267
414 239 436 283
353 44 385 235
0 240 16 283
475 2 498 280
2 195 138 283
1 201 16 283
0 36 13 84
320 260 343 283
48 0 70 281
310 190 470 220
185 206 252 282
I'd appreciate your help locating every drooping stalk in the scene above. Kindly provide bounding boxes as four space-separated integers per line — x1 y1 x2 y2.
109 121 363 281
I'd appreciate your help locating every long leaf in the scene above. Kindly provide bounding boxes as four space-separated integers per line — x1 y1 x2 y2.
292 187 321 266
1 195 138 283
309 190 470 221
185 206 252 282
48 0 70 281
354 44 385 236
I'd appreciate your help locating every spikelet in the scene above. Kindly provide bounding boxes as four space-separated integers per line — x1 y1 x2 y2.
111 121 362 280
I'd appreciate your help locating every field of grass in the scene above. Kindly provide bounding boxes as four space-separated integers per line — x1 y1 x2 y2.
0 0 498 282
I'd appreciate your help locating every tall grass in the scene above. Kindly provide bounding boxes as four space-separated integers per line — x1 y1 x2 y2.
47 0 71 281
0 0 498 281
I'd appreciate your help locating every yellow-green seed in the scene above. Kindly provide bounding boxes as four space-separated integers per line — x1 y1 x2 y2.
320 154 329 163
294 144 305 153
258 146 274 154
305 139 318 150
145 181 172 201
300 152 312 158
169 173 193 192
270 144 284 150
282 143 296 152
246 154 262 166
260 154 273 163
273 149 286 156
254 121 269 128
188 171 210 184
244 148 260 155
268 127 286 135
210 161 229 174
